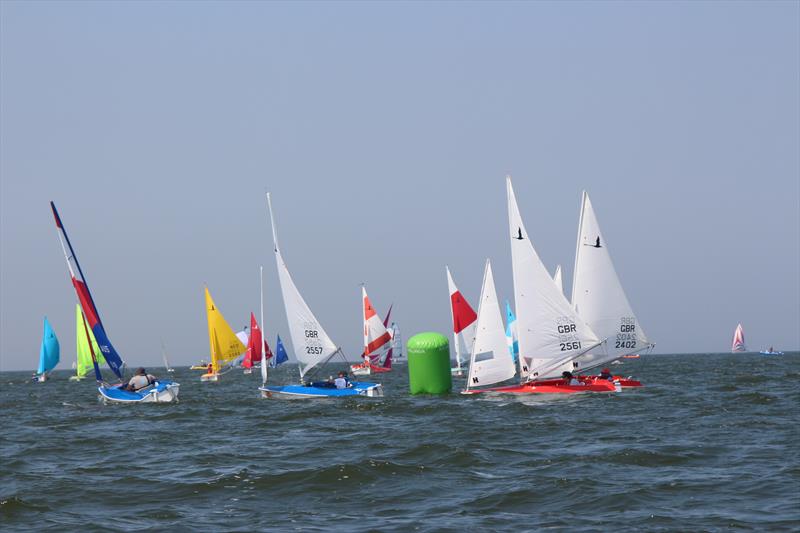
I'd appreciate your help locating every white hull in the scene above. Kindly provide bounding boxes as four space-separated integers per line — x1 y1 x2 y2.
99 384 181 403
243 368 253 374
200 373 219 382
451 367 464 377
350 365 371 376
68 375 86 382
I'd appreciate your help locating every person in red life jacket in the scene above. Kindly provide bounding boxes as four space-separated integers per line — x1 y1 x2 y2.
206 363 213 374
124 367 156 391
598 368 614 381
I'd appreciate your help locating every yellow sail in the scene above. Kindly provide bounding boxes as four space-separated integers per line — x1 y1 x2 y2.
205 287 246 373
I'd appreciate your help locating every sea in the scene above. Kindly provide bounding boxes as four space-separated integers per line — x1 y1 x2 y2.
2 352 799 532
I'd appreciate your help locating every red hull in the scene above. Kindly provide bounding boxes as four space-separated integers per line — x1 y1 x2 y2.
464 380 618 395
532 376 643 388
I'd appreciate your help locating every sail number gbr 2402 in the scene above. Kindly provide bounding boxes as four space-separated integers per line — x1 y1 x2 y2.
615 317 638 349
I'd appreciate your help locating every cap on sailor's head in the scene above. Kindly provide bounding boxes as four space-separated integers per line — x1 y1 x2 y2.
602 368 611 373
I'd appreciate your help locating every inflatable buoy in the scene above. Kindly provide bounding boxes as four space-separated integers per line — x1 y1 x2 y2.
407 332 452 394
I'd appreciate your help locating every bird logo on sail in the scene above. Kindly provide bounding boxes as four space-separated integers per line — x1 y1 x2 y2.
584 236 602 248
514 228 524 240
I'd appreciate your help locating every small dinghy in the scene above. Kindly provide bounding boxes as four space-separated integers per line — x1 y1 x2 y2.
759 347 784 356
446 266 477 377
259 193 382 399
351 291 393 376
202 287 247 382
33 317 60 383
732 323 747 353
50 202 179 403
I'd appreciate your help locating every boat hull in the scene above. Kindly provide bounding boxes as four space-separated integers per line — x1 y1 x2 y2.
759 351 785 356
98 381 180 403
463 380 619 395
259 382 383 399
200 373 219 382
350 363 391 376
533 376 643 388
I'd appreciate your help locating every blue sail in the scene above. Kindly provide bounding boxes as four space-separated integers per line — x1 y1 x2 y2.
271 334 289 367
37 317 60 375
505 300 519 364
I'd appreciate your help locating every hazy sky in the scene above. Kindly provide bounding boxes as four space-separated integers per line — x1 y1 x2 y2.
2 1 798 371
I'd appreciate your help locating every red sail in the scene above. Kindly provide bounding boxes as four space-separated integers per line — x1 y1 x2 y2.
243 312 263 368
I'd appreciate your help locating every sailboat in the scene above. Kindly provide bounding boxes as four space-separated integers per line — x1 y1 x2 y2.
202 287 247 381
465 178 617 395
259 193 382 399
161 341 175 373
732 324 747 352
242 313 263 374
351 288 393 376
34 317 60 382
270 334 289 367
69 304 106 381
446 266 477 377
504 301 518 365
561 191 653 379
388 322 403 363
50 202 179 402
759 346 784 356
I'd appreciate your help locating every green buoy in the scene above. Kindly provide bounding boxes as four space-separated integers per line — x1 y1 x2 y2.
407 332 452 394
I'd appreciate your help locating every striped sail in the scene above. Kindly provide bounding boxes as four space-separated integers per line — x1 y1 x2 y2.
363 286 392 356
732 324 746 352
50 202 124 379
506 177 602 380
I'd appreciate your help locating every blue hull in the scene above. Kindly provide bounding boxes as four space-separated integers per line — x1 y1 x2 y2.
98 380 180 403
259 382 383 399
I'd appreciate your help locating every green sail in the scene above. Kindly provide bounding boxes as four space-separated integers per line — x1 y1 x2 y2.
75 304 105 377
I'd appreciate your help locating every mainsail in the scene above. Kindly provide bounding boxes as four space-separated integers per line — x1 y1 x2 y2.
466 260 517 389
732 323 746 352
553 265 563 294
243 312 263 369
205 287 247 373
446 266 478 372
270 334 289 367
506 177 602 380
267 193 339 380
37 317 60 376
75 304 104 378
50 202 125 379
363 286 392 356
504 301 519 364
570 191 652 370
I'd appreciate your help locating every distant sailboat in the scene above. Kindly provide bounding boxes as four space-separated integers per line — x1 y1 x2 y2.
161 341 175 373
388 322 403 363
351 287 393 376
446 266 477 377
242 312 263 374
70 304 105 381
202 287 247 382
259 193 382 398
270 334 289 367
565 191 654 374
732 324 747 353
504 301 518 364
50 202 178 402
34 317 60 382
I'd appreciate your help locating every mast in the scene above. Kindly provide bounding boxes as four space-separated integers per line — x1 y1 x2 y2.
260 265 268 384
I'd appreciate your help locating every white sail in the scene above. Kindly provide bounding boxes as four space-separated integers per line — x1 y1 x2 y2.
553 264 563 295
569 191 652 371
267 193 339 379
466 260 517 389
446 266 477 371
506 176 602 380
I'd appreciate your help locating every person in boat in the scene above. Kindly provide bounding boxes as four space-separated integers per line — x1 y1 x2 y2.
206 363 213 374
561 371 584 386
598 368 614 381
123 367 156 391
334 371 350 389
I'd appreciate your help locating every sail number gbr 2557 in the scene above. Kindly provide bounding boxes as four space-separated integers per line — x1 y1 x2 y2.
304 327 324 355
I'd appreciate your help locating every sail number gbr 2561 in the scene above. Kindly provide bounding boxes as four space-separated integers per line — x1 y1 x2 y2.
557 321 581 351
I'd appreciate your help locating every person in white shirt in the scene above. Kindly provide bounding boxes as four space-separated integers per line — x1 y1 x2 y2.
333 371 349 389
125 367 156 391
561 371 584 386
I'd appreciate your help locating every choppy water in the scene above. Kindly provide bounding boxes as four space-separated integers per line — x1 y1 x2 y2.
2 353 799 532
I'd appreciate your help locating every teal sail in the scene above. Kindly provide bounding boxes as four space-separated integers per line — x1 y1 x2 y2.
504 301 519 365
37 317 60 376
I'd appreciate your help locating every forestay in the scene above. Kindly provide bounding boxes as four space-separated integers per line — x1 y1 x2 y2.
570 191 651 370
267 193 338 380
466 260 517 389
506 177 601 380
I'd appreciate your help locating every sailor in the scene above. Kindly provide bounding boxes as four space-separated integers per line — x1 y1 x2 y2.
598 368 614 381
561 371 584 386
125 367 156 391
206 363 213 374
334 371 349 389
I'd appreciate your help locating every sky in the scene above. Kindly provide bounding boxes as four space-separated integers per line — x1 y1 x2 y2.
1 1 798 371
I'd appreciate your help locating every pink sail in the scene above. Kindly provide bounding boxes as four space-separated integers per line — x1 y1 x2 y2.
731 323 746 353
243 312 263 368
